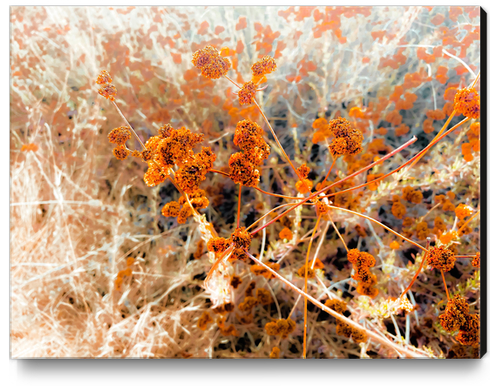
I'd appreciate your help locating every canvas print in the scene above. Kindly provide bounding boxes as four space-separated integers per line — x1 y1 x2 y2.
10 6 483 359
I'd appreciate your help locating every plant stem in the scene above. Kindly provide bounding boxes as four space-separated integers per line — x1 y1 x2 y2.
236 184 242 229
329 205 428 252
250 136 418 236
246 252 427 358
303 217 321 359
112 100 147 150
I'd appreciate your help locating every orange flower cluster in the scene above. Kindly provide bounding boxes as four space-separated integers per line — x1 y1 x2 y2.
238 81 258 105
435 193 456 212
229 119 270 188
439 294 479 347
328 117 364 157
175 146 217 193
207 237 231 254
391 195 407 219
427 245 456 272
192 45 231 79
213 302 235 315
279 227 293 241
233 119 270 165
454 87 480 119
251 55 277 83
250 262 280 279
264 318 296 339
232 227 252 250
217 318 239 336
108 126 131 146
256 288 273 305
402 186 423 204
311 117 332 144
197 311 213 331
416 221 430 240
113 146 130 160
316 200 329 217
295 178 313 194
238 296 258 312
366 172 384 191
108 126 132 160
325 299 367 343
96 69 117 102
462 122 480 162
230 275 242 289
269 347 281 359
347 249 378 298
472 252 480 269
297 259 324 278
455 204 472 220
162 189 210 224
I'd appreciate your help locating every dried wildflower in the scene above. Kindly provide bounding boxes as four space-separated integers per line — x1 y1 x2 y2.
162 201 180 217
351 328 367 343
177 203 193 224
439 294 470 332
158 123 175 138
96 70 112 85
256 288 273 306
126 257 135 267
238 81 257 105
454 87 480 119
328 117 364 157
325 299 347 314
439 230 455 245
297 260 324 278
399 297 414 312
336 321 353 338
113 145 129 160
390 240 400 250
231 227 252 252
251 55 277 80
98 84 117 101
295 179 313 194
472 252 480 268
416 221 430 240
207 237 231 253
366 173 384 191
238 296 258 312
219 324 239 337
279 227 293 241
228 152 260 187
457 314 480 346
230 248 248 261
427 246 456 272
230 275 242 289
402 186 423 204
250 262 280 279
245 281 256 297
316 201 329 217
197 311 213 331
108 126 131 146
265 318 296 339
455 204 472 220
144 161 168 187
192 45 231 79
270 347 281 359
298 164 310 179
175 163 207 194
213 302 235 315
347 249 375 268
391 199 407 219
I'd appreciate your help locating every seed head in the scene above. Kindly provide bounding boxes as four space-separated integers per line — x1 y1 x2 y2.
112 145 129 160
98 84 117 101
96 70 112 85
108 126 131 146
427 245 456 272
238 81 257 105
192 45 231 79
162 201 180 217
454 87 480 119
